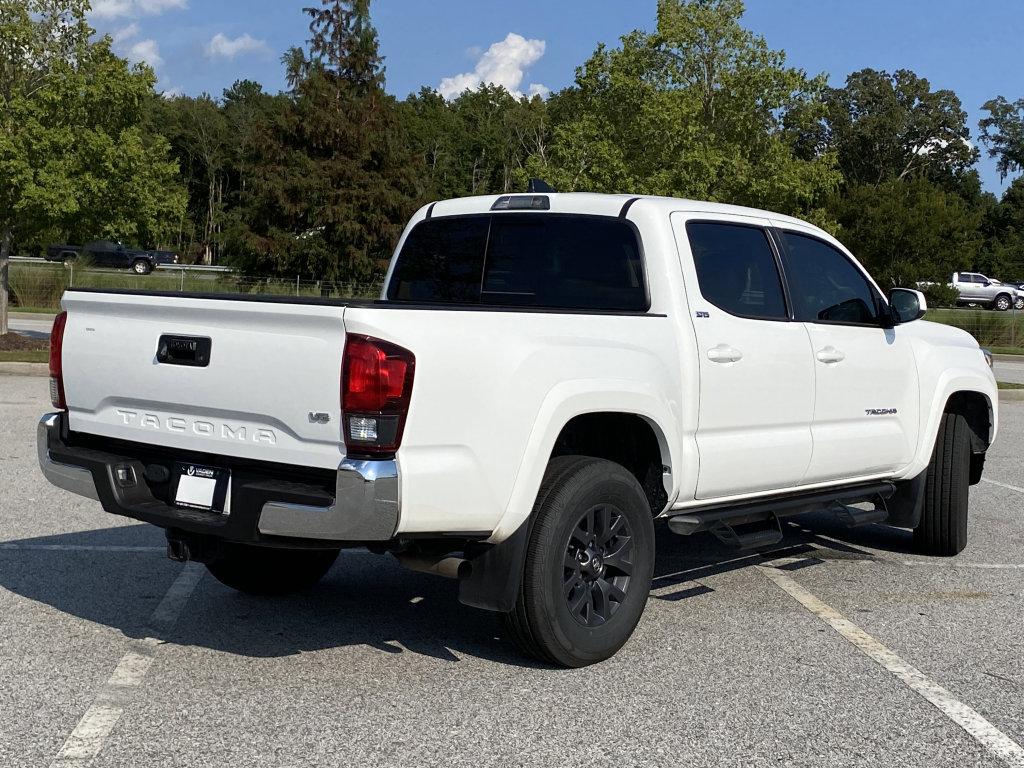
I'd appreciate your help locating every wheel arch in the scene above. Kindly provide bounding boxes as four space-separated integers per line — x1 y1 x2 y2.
490 384 680 543
904 372 996 482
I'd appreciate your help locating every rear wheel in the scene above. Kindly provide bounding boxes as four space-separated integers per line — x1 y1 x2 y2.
131 259 152 275
206 544 340 595
503 456 655 667
914 412 971 556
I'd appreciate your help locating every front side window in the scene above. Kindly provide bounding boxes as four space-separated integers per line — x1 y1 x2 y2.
779 232 882 325
388 214 647 311
686 221 788 320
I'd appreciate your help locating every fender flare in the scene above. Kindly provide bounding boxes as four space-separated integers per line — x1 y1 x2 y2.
460 382 678 613
490 380 679 543
901 370 996 481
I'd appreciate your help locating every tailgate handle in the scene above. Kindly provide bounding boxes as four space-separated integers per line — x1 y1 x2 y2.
157 335 212 367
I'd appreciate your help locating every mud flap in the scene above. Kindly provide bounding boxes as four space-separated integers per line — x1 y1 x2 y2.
458 521 530 613
885 470 927 528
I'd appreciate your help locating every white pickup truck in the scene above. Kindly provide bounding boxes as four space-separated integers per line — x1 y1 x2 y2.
39 193 998 667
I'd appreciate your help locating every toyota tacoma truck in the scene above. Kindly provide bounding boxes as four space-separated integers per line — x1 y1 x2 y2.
38 193 998 667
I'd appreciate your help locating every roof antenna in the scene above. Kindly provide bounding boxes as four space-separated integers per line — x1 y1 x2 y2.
527 178 556 193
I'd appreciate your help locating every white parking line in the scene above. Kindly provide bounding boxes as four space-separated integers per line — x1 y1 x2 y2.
899 560 1024 570
760 565 1024 768
982 478 1024 495
49 563 204 767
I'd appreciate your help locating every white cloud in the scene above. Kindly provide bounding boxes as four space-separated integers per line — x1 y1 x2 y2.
205 32 271 59
112 23 139 43
527 83 550 99
438 33 548 100
91 0 187 19
126 38 162 68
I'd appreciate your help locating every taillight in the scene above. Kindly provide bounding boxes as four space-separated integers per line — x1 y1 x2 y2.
342 335 415 456
49 311 68 410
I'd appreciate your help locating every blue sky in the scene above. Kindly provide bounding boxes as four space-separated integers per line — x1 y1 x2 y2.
89 0 1024 194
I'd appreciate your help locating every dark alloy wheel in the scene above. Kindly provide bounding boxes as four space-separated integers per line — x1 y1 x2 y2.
503 456 656 667
562 504 634 627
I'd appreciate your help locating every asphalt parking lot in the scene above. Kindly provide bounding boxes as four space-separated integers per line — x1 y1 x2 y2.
2 373 1023 768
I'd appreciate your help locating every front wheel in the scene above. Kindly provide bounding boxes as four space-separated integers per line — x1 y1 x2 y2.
993 294 1012 311
1014 295 1024 311
206 544 340 595
503 456 656 667
914 412 971 556
131 259 152 275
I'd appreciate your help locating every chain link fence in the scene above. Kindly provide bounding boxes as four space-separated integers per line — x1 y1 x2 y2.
9 261 383 311
9 260 1024 353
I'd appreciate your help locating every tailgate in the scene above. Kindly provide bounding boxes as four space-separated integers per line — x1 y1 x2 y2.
60 291 347 469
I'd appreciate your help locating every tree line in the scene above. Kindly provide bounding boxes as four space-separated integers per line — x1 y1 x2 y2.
5 0 1024 333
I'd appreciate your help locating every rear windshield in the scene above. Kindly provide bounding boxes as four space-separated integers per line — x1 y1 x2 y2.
386 214 648 311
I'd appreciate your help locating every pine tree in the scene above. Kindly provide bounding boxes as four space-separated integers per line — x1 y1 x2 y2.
231 0 422 282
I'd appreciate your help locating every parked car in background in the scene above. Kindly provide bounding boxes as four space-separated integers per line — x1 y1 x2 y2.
949 272 1024 311
45 240 178 275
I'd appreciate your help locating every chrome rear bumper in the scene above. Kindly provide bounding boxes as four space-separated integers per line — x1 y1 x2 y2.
38 411 400 542
37 413 99 501
259 458 400 540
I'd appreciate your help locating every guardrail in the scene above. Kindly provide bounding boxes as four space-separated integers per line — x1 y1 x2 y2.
10 255 234 274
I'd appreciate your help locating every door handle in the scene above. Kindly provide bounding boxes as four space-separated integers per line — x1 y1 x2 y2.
707 344 743 363
816 346 846 364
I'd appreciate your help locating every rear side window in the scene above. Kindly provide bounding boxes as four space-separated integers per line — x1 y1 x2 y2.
686 222 788 320
779 232 882 325
387 214 647 311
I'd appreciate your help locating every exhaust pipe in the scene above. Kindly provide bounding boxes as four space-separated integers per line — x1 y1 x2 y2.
394 553 472 580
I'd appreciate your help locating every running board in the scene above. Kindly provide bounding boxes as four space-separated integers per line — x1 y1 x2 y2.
831 502 889 527
708 517 783 550
668 481 896 538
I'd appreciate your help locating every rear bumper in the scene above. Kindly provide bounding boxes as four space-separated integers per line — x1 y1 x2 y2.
37 412 400 544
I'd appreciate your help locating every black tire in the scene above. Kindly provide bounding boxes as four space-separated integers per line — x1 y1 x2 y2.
131 259 152 275
503 456 656 667
206 544 340 595
993 293 1011 311
914 412 971 556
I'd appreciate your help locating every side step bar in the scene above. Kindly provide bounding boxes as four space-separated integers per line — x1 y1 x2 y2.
668 481 895 544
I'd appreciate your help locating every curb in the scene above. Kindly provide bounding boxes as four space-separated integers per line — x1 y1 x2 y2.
0 362 48 377
9 312 57 323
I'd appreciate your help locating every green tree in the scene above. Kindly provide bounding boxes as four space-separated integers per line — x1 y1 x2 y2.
228 0 422 281
980 96 1024 182
833 178 982 288
150 94 231 263
526 0 840 222
823 69 977 188
0 0 185 332
400 85 549 199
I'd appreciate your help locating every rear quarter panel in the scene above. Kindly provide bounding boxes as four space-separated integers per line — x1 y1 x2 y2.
343 306 683 537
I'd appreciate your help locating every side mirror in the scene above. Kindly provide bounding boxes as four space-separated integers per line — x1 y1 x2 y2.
889 288 927 325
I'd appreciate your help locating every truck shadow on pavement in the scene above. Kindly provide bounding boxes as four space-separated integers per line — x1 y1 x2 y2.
0 511 912 666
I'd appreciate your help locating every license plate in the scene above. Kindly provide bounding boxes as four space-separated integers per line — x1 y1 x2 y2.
173 463 230 513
